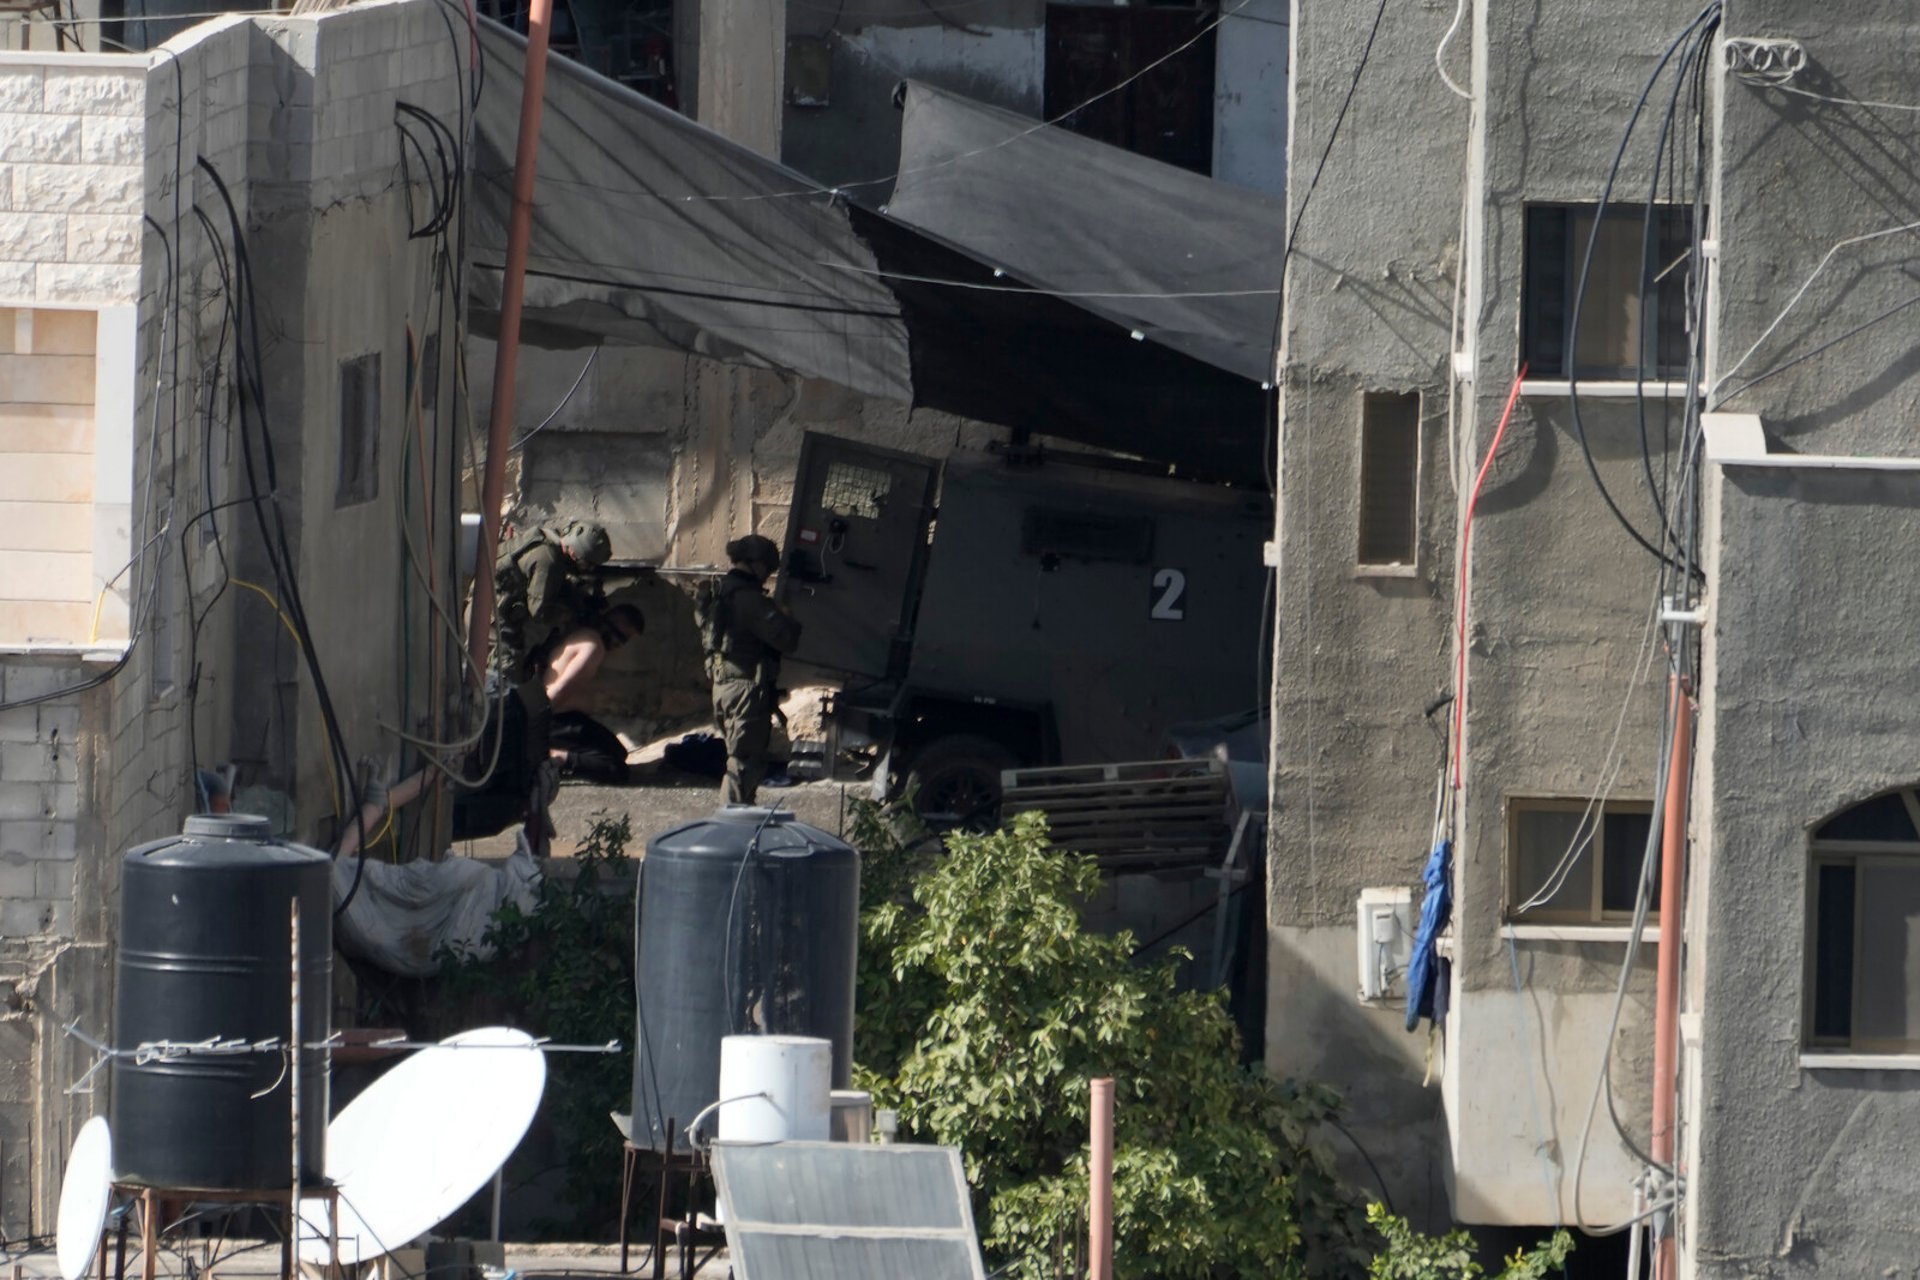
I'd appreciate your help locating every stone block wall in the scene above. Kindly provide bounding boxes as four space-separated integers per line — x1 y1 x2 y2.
0 653 108 1239
0 53 145 307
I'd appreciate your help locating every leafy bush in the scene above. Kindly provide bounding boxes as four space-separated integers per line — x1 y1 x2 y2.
850 804 1372 1279
1366 1205 1573 1279
438 812 636 1233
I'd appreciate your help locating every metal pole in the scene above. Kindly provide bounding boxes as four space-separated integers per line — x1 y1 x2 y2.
289 898 302 1280
469 0 558 679
1088 1078 1114 1280
1650 678 1691 1280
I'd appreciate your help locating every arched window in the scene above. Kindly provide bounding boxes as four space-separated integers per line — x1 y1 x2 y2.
1807 788 1920 1053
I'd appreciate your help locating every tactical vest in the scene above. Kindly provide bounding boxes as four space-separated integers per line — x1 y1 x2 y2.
494 526 555 613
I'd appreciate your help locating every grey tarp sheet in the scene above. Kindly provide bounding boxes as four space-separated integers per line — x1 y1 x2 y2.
469 21 914 401
884 81 1285 384
469 21 1270 482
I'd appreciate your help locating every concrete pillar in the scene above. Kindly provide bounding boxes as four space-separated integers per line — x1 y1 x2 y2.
694 0 785 156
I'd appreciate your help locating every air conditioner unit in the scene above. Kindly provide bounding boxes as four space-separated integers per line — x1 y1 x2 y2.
1357 887 1415 1003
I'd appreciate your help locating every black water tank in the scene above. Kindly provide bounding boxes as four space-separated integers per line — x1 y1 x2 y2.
631 807 859 1150
112 814 332 1189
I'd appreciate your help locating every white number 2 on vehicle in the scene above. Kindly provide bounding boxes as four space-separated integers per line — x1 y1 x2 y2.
1151 567 1187 621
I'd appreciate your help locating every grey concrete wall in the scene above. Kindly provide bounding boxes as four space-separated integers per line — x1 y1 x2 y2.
1267 0 1468 1229
1439 0 1709 1226
1272 0 1725 1230
125 0 462 853
1688 461 1920 1277
1708 1 1920 457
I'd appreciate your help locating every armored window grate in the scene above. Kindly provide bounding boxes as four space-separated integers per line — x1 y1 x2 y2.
1357 391 1420 566
821 461 891 519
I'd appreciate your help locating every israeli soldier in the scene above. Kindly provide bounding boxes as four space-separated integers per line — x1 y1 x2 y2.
493 518 613 682
699 534 801 805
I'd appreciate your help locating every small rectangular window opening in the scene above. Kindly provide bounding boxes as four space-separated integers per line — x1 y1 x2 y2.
1357 392 1420 567
337 353 380 507
1508 797 1658 924
1522 203 1693 381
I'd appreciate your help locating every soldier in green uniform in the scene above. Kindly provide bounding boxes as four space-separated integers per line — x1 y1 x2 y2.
700 534 802 805
492 517 613 682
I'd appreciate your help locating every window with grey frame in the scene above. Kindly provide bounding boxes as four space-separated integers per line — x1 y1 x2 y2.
1507 797 1657 924
1357 391 1420 567
1521 203 1694 381
337 353 380 507
1807 788 1920 1053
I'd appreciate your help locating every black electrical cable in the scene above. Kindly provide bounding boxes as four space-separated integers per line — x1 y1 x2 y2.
1563 2 1719 574
1281 0 1391 274
183 206 239 785
194 158 371 911
1631 17 1715 557
1328 1117 1397 1217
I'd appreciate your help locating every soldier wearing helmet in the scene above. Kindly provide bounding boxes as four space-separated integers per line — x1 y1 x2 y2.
493 517 612 682
698 533 802 804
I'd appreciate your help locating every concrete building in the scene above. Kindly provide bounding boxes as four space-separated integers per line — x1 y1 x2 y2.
1271 0 1920 1272
0 0 462 1235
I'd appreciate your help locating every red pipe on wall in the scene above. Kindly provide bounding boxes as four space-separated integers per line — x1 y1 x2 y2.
1651 676 1692 1279
468 0 556 680
1450 363 1529 789
1089 1077 1114 1280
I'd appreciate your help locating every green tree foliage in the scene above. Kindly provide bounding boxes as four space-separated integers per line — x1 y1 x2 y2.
850 805 1372 1279
1365 1206 1573 1279
439 812 636 1234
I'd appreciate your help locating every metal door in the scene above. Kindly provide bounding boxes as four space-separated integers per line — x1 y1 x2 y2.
778 433 940 680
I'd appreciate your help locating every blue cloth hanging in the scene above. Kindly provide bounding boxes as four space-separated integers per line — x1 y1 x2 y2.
1405 837 1453 1032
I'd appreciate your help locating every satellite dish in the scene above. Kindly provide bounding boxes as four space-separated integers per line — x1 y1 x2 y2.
56 1117 113 1280
301 1027 546 1264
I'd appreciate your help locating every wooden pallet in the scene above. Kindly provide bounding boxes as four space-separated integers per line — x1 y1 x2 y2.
1000 759 1233 869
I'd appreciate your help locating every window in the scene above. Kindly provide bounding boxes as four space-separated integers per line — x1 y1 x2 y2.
1507 797 1657 924
1357 392 1419 567
821 461 891 519
1807 788 1920 1053
337 353 380 507
1521 204 1693 381
1044 3 1216 175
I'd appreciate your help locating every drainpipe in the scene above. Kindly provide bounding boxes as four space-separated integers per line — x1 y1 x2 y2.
469 0 557 679
1650 675 1692 1279
1089 1078 1114 1280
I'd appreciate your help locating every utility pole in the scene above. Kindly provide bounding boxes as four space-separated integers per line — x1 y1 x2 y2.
470 0 557 679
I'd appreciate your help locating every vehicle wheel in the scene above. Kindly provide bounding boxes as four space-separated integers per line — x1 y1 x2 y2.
905 735 1019 830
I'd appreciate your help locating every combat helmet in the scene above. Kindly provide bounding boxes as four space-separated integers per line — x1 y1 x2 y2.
560 519 613 569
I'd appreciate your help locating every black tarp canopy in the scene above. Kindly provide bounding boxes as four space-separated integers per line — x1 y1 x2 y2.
469 22 1276 484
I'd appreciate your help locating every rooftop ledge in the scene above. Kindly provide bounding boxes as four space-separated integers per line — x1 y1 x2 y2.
1703 412 1920 471
0 50 149 69
0 644 129 662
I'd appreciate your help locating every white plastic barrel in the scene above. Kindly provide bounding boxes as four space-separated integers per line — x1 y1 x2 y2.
717 1035 832 1143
